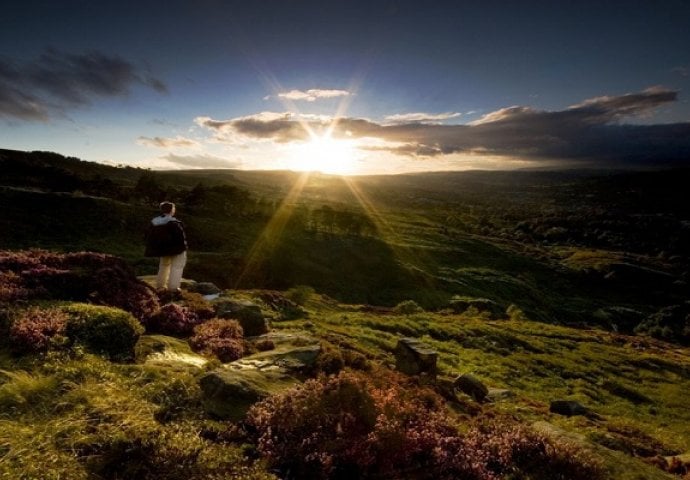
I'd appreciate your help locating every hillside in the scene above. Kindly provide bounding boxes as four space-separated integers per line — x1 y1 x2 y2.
1 149 688 338
1 250 689 479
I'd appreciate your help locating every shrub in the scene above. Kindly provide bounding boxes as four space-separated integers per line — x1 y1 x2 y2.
179 291 215 320
145 304 200 336
9 307 68 354
285 285 315 306
0 250 159 321
63 303 144 361
393 299 424 315
255 338 275 352
246 369 603 480
189 319 244 362
634 302 690 345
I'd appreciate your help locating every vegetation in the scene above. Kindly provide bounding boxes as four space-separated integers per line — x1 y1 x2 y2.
62 303 144 361
1 149 690 478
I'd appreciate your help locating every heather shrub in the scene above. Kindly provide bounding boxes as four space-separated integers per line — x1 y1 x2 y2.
179 291 215 320
255 338 275 351
189 319 244 362
246 369 603 480
62 303 144 361
285 285 315 306
0 250 159 321
146 304 200 336
9 307 68 354
394 299 424 315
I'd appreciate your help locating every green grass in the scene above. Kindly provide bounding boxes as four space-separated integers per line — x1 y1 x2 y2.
1 293 688 478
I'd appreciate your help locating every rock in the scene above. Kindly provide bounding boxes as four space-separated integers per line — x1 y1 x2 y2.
214 298 268 336
449 296 504 318
189 282 222 295
550 400 588 416
135 334 208 369
231 344 321 372
199 368 299 420
453 373 489 401
394 338 438 376
486 388 514 402
198 339 321 420
257 291 307 320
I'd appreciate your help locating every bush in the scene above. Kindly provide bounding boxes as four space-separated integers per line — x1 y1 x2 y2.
179 291 215 320
63 303 144 361
246 369 603 480
9 307 68 354
189 319 244 362
0 250 159 321
393 299 424 315
145 304 200 336
285 285 315 306
634 302 690 345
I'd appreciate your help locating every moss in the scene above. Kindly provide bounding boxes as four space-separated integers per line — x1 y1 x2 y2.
62 303 144 361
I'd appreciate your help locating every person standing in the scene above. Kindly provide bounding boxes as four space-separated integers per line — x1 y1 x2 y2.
145 201 188 294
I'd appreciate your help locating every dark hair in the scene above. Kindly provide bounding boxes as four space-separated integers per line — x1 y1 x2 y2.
160 201 175 214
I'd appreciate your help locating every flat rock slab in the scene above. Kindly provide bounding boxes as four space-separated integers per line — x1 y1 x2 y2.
395 337 438 376
199 340 321 420
229 343 321 372
135 334 207 368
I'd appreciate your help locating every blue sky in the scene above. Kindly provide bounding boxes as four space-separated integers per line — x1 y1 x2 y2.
1 0 689 174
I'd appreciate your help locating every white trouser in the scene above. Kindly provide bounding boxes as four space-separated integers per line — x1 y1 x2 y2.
156 251 187 290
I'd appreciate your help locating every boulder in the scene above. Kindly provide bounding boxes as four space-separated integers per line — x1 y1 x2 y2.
394 338 438 376
199 339 321 420
453 373 489 401
199 368 299 420
213 298 268 336
549 400 588 416
189 282 222 296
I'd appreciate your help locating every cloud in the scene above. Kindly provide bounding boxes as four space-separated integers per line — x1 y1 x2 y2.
0 49 167 121
384 112 461 123
137 135 199 148
162 153 242 169
197 87 690 166
272 88 351 102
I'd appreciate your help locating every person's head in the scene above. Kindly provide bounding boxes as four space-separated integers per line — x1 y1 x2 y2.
160 201 175 216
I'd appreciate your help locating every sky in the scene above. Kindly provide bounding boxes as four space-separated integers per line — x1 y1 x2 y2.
1 0 690 174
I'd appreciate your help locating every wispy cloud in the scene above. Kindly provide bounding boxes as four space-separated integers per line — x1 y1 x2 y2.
162 153 242 169
384 112 461 123
197 87 690 166
267 88 351 102
137 135 199 148
0 49 167 121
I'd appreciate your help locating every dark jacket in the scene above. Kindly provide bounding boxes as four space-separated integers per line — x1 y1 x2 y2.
144 214 188 257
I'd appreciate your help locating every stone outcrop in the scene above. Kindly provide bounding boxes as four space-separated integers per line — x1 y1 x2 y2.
453 373 489 401
549 400 588 416
199 333 321 420
394 337 438 376
213 298 268 336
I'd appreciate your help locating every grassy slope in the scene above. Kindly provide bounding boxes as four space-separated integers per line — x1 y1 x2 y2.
2 294 688 478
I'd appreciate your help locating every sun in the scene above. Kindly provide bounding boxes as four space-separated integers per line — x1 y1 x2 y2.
287 134 358 175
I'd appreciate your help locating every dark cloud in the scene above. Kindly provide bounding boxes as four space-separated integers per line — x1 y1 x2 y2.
162 153 242 169
0 49 167 121
198 87 690 165
137 135 198 148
